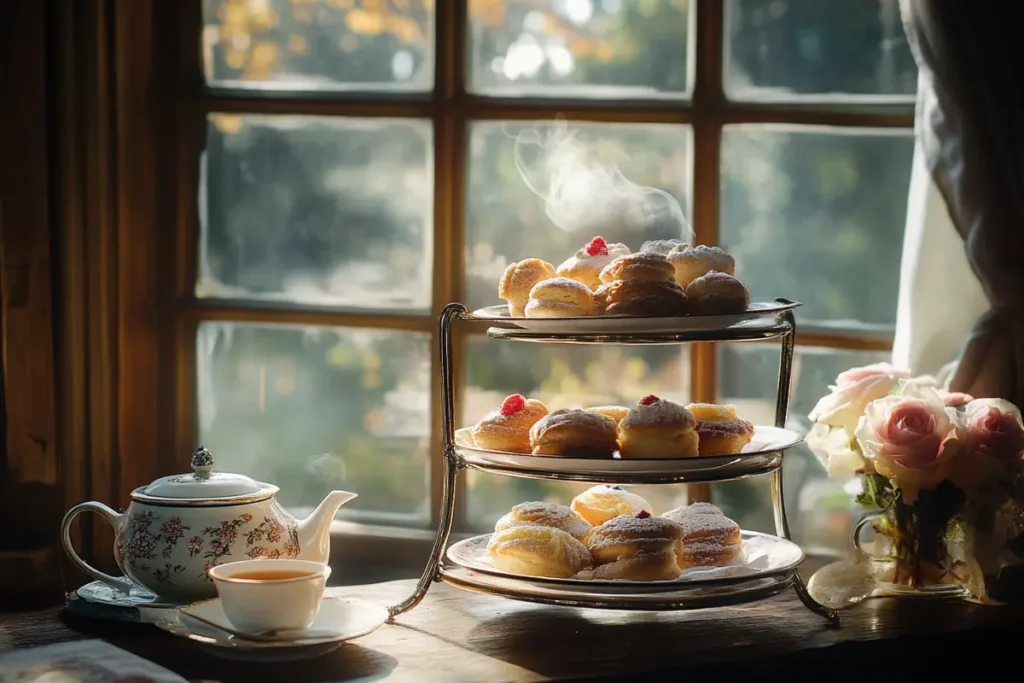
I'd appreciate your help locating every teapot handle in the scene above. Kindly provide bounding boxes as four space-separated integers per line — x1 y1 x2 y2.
61 502 135 595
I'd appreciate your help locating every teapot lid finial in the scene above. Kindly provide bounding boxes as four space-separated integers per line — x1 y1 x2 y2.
191 445 215 479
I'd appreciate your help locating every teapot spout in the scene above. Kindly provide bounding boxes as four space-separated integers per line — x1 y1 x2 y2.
295 490 357 563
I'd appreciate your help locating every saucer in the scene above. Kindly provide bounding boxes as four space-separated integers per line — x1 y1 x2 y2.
152 596 389 662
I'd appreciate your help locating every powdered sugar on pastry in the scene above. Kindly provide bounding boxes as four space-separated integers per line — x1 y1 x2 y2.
619 396 696 430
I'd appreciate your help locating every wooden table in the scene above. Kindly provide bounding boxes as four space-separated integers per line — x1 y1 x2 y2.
1 579 1021 681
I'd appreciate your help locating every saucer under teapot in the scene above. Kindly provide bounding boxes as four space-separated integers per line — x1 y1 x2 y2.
61 446 356 602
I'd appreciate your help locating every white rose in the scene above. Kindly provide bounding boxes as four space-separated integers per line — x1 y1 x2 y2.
806 422 866 480
808 363 910 434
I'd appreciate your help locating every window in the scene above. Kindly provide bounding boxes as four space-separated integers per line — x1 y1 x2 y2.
181 0 915 555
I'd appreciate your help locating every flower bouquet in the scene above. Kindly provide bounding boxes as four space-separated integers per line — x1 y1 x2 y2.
807 363 1024 600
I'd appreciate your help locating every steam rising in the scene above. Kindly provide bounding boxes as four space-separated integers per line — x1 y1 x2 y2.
513 121 692 240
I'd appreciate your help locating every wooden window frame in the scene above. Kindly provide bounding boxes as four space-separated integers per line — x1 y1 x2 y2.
37 0 911 585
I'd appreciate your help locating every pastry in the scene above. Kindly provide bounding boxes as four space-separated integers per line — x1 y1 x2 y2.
570 484 652 526
640 239 688 256
661 504 742 569
495 501 592 541
666 244 735 288
471 394 549 453
487 524 592 578
499 258 556 316
684 271 750 315
524 277 596 318
593 279 688 316
598 252 676 285
529 408 617 458
556 236 630 290
686 402 754 456
589 405 629 426
617 395 699 459
583 512 685 581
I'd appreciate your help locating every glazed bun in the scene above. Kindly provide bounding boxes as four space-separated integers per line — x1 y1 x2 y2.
593 279 688 316
529 409 617 458
524 277 596 318
667 245 735 288
599 252 676 284
617 395 699 459
487 524 592 578
686 402 754 456
588 405 630 426
499 259 556 316
684 271 750 315
495 501 592 541
660 504 742 569
471 394 549 453
583 514 685 581
570 485 652 526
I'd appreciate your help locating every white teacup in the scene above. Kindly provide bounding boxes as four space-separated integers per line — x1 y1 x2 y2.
207 559 331 634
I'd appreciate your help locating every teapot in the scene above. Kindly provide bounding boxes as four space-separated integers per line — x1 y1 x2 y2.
60 446 357 601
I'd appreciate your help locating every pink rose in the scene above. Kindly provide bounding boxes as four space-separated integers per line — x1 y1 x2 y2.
962 398 1024 461
939 390 975 407
856 383 961 502
835 362 910 388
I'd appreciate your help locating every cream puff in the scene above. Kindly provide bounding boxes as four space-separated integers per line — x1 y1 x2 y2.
666 244 735 288
529 408 617 458
598 252 676 285
684 271 750 315
588 405 629 427
495 501 592 542
499 258 556 317
570 484 652 526
593 279 689 316
524 277 596 318
487 524 592 578
640 239 688 256
471 394 549 453
686 402 754 456
556 236 630 290
616 395 699 459
582 513 685 581
661 504 742 569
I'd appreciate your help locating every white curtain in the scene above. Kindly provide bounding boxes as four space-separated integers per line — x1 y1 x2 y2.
891 134 988 382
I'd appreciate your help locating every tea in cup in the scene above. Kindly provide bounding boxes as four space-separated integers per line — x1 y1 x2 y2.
208 559 331 634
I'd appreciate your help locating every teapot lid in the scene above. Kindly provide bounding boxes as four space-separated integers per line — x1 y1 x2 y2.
133 446 278 503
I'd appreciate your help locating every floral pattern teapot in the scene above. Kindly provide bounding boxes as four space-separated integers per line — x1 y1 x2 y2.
61 446 357 602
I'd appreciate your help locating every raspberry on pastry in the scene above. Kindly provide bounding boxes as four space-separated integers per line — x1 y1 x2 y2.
499 258 556 317
685 402 754 455
617 395 699 458
556 236 631 290
524 277 596 318
471 394 548 453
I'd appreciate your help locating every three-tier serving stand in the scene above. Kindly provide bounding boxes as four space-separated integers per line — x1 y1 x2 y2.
387 299 840 625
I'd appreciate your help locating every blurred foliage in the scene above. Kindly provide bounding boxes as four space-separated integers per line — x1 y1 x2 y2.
198 0 915 543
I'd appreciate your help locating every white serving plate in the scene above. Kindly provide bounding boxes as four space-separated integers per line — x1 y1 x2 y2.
471 301 799 334
446 532 804 588
453 426 800 483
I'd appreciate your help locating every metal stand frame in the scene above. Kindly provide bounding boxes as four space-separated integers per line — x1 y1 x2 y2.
388 302 840 625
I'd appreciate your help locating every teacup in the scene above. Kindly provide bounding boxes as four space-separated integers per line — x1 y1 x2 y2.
207 559 331 634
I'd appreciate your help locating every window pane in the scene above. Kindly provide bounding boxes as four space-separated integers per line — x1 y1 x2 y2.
720 125 913 328
466 121 693 312
200 114 433 311
712 344 889 553
197 322 431 524
469 0 692 98
464 337 690 530
202 0 434 91
725 0 916 100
